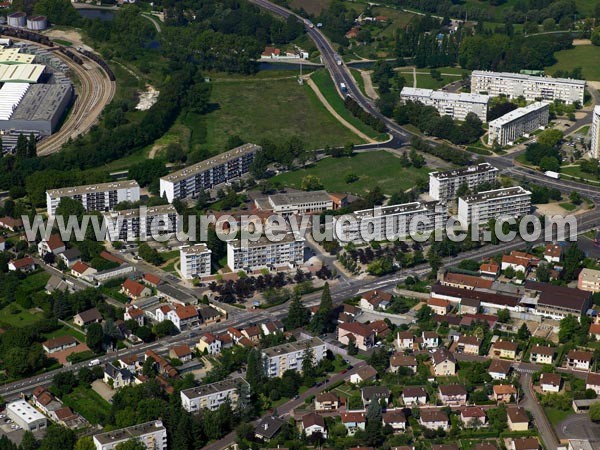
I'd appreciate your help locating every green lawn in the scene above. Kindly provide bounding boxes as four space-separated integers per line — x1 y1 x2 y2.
350 69 367 97
270 151 431 196
544 406 573 426
561 165 600 182
43 325 86 342
559 202 577 211
414 72 462 90
62 386 111 425
546 45 600 81
0 303 44 328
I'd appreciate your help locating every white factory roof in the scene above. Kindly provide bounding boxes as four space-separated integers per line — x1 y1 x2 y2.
7 400 45 424
488 102 548 128
0 63 45 83
0 82 29 120
0 48 35 64
472 70 586 86
401 87 490 104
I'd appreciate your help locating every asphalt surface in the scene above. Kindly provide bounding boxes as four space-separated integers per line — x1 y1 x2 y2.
519 372 560 450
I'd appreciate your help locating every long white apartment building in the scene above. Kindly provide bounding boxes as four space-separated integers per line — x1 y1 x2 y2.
226 233 304 272
591 105 600 159
180 244 212 279
457 186 532 225
429 163 499 202
262 337 327 378
93 420 167 450
159 143 260 203
46 180 140 217
471 70 585 104
255 190 333 216
103 204 178 241
488 102 549 146
335 201 446 244
400 87 490 121
180 378 249 413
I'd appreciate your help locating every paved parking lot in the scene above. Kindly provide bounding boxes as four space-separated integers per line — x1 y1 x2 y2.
557 414 600 440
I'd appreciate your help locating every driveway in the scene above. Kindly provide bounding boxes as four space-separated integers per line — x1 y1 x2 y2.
519 373 559 450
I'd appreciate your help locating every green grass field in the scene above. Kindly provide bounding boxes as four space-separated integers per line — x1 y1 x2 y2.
544 406 573 426
547 45 600 81
0 303 44 328
561 165 600 182
559 202 577 211
62 386 111 425
350 69 367 97
43 325 86 342
270 151 431 195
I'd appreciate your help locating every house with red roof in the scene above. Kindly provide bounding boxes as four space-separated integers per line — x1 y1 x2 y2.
167 305 199 330
37 234 65 257
337 322 375 351
70 261 96 278
143 273 161 288
8 256 36 272
169 344 193 362
121 278 151 300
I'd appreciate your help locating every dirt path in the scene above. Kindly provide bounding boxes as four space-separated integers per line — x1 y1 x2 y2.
305 77 376 143
360 69 379 100
148 144 164 159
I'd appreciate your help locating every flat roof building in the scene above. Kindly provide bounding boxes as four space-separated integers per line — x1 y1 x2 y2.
103 204 178 242
401 87 489 122
46 180 140 217
256 190 333 216
159 143 260 202
592 106 600 159
262 337 327 378
0 48 36 64
429 163 499 202
488 102 549 146
180 378 249 412
471 70 585 104
0 63 45 83
93 420 167 450
579 268 600 293
180 244 212 279
226 233 304 272
6 400 46 432
458 186 531 226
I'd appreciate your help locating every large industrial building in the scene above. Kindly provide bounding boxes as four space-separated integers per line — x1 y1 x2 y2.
46 180 141 217
226 233 305 272
159 143 260 202
471 70 585 104
400 87 490 122
6 400 47 432
102 204 178 241
261 337 327 378
591 105 600 159
180 244 212 279
457 186 532 226
429 163 499 202
93 420 167 450
488 102 549 146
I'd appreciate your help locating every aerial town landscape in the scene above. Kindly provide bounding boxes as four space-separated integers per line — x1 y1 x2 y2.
5 0 600 449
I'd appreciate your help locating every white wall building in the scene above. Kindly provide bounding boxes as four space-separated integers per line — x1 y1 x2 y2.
458 186 532 226
257 190 333 216
429 163 499 202
180 378 249 413
262 337 327 378
180 244 212 279
159 143 260 202
400 87 489 121
335 201 446 244
591 105 600 159
46 180 140 217
93 420 167 450
6 400 46 432
488 102 549 146
226 234 304 272
103 204 178 241
471 70 585 104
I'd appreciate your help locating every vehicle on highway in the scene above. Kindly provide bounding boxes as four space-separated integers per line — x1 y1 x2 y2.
88 359 101 367
544 170 560 179
339 82 347 95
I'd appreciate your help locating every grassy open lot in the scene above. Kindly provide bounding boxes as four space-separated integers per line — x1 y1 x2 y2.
62 386 111 425
289 0 332 15
546 45 600 81
371 7 416 37
0 303 44 328
544 406 573 426
16 272 50 302
270 151 431 195
43 325 86 342
561 165 600 182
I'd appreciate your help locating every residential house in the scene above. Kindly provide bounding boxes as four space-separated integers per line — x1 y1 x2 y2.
567 350 593 371
37 234 65 257
360 289 392 311
480 262 500 278
0 217 22 231
242 325 262 343
170 344 193 362
8 257 36 272
58 248 81 268
197 333 222 355
70 261 95 278
361 386 390 407
143 273 161 288
460 297 481 315
390 354 417 373
540 373 562 393
438 385 468 406
420 410 449 431
45 276 70 294
199 306 222 324
493 384 517 403
382 410 406 432
341 412 366 435
121 278 151 300
118 355 140 373
73 307 103 327
0 237 4 252
488 359 513 380
145 350 179 379
255 416 285 441
155 305 174 323
491 340 518 359
544 244 562 263
315 392 340 411
428 297 452 316
590 324 600 340
402 386 427 406
103 362 133 389
302 413 327 438
432 348 456 376
42 335 78 354
338 322 375 351
461 407 487 427
124 305 145 327
261 321 284 336
456 336 481 355
586 372 600 396
350 365 378 384
501 251 538 273
529 345 555 365
507 407 529 431
369 320 390 339
511 438 539 450
167 305 200 331
396 332 414 350
422 331 440 349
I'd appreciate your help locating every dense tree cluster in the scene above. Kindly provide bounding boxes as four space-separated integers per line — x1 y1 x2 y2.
344 97 387 132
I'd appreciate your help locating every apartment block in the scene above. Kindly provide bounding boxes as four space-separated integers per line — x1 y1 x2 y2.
180 244 212 279
429 163 499 202
488 102 549 146
579 268 600 293
335 201 446 244
262 337 326 378
226 234 304 272
46 180 140 217
457 186 531 226
471 70 585 104
159 143 260 202
400 87 489 121
255 190 333 216
93 420 167 450
103 204 178 241
180 378 249 412
591 105 600 159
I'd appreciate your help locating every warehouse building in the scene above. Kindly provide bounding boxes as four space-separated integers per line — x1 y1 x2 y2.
93 420 167 450
6 400 47 432
471 70 585 104
0 48 36 64
180 378 249 412
488 102 549 146
429 163 499 202
255 190 334 216
400 87 489 122
180 244 212 279
226 233 304 272
457 186 532 226
262 337 327 378
103 204 178 241
591 106 600 159
46 180 140 217
159 143 260 202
